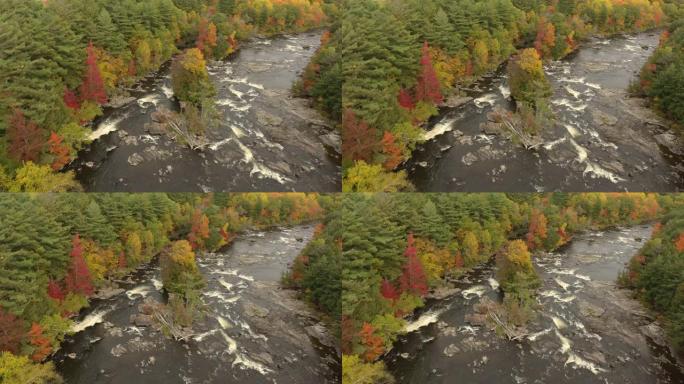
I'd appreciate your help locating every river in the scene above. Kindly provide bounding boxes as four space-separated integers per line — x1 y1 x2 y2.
385 224 684 383
71 31 340 192
53 225 340 384
408 31 684 192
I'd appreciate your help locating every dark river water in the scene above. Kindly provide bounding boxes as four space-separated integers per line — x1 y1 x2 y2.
54 225 340 384
72 32 340 192
386 225 684 383
408 32 684 192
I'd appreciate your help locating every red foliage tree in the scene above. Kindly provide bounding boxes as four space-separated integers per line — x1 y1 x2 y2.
398 88 415 110
47 280 65 302
188 209 210 250
380 131 403 170
380 278 399 301
0 309 24 354
7 108 44 163
415 41 443 105
65 234 94 296
341 109 378 162
675 233 684 252
47 132 71 171
27 323 52 362
399 233 428 296
359 322 384 362
118 251 127 269
63 88 80 110
80 42 108 105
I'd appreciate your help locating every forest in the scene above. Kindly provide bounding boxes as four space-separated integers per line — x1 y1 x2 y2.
0 192 324 382
0 0 336 192
328 0 684 192
338 192 682 383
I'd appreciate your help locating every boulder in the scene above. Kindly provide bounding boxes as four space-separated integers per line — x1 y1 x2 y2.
464 313 488 326
256 110 283 126
578 300 605 318
130 314 154 327
443 344 461 357
128 153 144 166
591 110 618 126
244 302 270 318
462 152 477 166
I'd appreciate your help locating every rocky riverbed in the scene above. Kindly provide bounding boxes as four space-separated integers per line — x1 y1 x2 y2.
71 31 340 192
386 225 683 383
54 225 340 384
408 31 684 192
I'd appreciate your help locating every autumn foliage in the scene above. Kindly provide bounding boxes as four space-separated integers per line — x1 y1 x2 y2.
0 310 24 354
80 42 108 105
342 109 378 163
7 109 44 163
415 42 443 105
27 324 51 362
399 233 428 296
359 322 384 362
65 234 94 296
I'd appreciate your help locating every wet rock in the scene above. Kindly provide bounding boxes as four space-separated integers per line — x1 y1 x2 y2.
138 300 156 315
130 314 154 327
244 302 270 318
443 344 461 357
93 287 124 300
128 153 144 166
305 323 336 349
462 152 477 166
319 132 341 153
578 300 605 317
464 313 488 327
592 110 618 126
428 286 461 300
122 135 139 146
639 322 667 346
107 95 136 108
654 133 683 154
442 95 473 108
111 344 127 357
256 110 283 126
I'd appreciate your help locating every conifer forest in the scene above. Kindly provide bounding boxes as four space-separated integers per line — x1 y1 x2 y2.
1 1 684 384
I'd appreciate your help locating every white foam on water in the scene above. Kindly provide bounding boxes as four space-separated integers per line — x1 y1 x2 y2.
555 329 572 353
462 285 487 299
161 85 174 99
232 353 273 375
552 98 588 112
424 118 457 141
488 278 500 290
499 84 511 99
225 296 240 303
217 315 232 329
565 86 581 99
527 328 552 341
583 161 625 183
474 93 498 108
209 138 232 151
204 291 225 300
569 139 588 163
565 353 606 374
404 308 445 333
71 308 112 333
563 123 581 138
90 115 125 140
550 268 577 276
234 139 292 184
585 82 601 90
230 124 247 138
559 76 586 84
543 137 566 150
575 273 591 281
555 278 570 291
551 315 568 330
219 279 234 291
216 98 251 112
151 278 163 291
540 290 575 303
126 285 151 300
225 77 264 90
228 85 246 99
458 325 478 335
193 329 217 342
219 329 237 354
137 94 161 108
